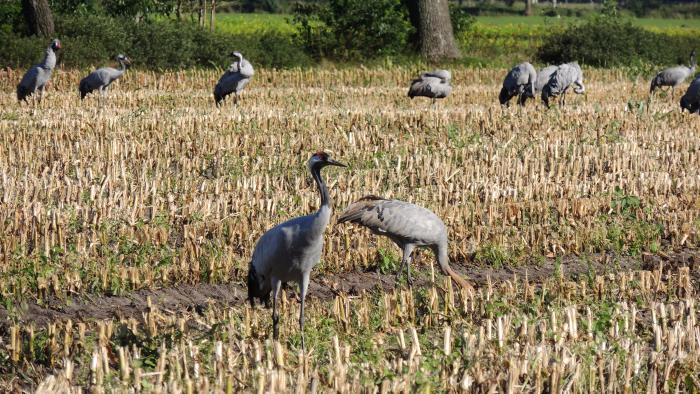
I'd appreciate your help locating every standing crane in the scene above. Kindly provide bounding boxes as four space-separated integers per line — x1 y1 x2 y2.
247 151 346 349
17 39 61 104
338 196 473 291
650 50 696 98
680 76 700 114
541 62 585 108
214 51 254 107
408 69 453 106
79 55 132 103
499 62 537 106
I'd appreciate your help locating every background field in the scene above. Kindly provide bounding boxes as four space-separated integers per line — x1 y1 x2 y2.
211 13 700 65
0 66 699 391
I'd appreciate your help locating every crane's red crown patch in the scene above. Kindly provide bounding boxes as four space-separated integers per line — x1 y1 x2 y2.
313 151 328 161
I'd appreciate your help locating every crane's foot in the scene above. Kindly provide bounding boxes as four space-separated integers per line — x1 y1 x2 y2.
272 314 280 340
394 273 413 287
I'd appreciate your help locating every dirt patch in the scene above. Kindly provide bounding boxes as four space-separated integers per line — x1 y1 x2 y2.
1 250 698 328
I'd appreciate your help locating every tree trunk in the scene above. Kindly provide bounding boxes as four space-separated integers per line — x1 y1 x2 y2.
198 0 205 27
21 0 54 37
176 0 182 21
525 0 533 15
414 0 460 61
210 0 215 32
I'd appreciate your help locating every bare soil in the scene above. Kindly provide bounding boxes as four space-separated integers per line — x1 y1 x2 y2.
1 250 698 328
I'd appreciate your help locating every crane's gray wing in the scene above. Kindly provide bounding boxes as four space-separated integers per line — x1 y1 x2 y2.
238 59 255 78
79 69 112 98
251 214 318 277
686 77 700 98
503 63 531 95
544 64 576 97
656 66 692 86
81 70 107 89
408 77 432 98
215 69 251 97
423 69 451 82
681 77 700 113
408 75 450 99
17 66 40 100
338 196 446 245
535 66 558 93
525 63 537 96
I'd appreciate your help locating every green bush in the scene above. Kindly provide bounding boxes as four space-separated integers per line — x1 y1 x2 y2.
537 16 699 67
55 15 131 66
292 0 414 60
0 1 22 32
0 14 311 69
450 3 476 36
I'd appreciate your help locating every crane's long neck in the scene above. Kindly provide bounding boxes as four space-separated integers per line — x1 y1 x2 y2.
311 165 331 210
118 60 127 72
436 243 473 292
41 48 56 70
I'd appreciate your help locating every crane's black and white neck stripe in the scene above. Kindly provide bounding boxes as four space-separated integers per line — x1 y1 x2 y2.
308 152 335 208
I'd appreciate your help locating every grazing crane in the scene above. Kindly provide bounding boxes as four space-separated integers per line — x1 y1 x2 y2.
79 55 132 103
248 151 346 349
408 69 452 106
541 62 585 108
680 76 700 114
499 62 537 106
214 51 254 107
17 38 61 104
338 196 473 291
650 50 696 98
534 65 558 96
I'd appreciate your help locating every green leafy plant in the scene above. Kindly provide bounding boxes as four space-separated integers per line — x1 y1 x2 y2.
291 0 414 60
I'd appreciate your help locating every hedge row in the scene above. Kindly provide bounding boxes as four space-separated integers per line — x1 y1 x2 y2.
0 15 312 70
1 14 699 70
537 17 700 67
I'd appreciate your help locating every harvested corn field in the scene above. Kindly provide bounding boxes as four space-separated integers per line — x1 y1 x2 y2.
0 66 699 392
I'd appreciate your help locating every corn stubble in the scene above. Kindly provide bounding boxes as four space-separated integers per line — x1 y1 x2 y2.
0 67 699 392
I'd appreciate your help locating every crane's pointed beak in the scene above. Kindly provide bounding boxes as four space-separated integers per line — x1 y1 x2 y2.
327 158 347 167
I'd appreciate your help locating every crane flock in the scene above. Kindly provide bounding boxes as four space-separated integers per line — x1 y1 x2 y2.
14 38 698 113
11 39 700 347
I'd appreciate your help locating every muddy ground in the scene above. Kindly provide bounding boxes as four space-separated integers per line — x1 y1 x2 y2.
1 250 698 328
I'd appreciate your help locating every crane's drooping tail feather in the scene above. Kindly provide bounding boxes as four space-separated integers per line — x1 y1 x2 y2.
16 85 29 102
247 263 270 307
214 90 224 107
337 195 385 224
440 262 474 292
650 76 660 94
79 79 89 100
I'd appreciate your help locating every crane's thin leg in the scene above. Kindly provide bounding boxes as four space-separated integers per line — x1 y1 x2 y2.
271 277 282 341
299 273 310 352
395 244 415 286
100 87 107 109
233 92 238 107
